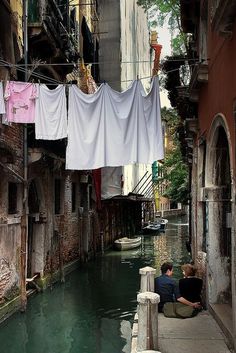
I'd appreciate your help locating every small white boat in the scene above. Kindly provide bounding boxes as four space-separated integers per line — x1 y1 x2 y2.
142 222 161 234
114 236 141 251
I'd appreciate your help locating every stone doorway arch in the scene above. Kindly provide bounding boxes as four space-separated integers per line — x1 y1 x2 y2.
27 179 46 278
205 115 232 307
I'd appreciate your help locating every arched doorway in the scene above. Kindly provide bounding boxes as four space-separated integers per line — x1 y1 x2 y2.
27 179 45 277
206 117 232 308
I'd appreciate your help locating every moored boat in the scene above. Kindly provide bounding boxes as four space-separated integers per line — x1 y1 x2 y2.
114 236 141 251
142 222 161 234
157 218 168 231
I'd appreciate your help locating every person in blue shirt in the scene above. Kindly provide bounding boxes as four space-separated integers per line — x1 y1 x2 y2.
155 262 201 312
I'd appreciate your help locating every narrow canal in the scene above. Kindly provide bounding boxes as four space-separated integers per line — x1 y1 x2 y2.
0 216 190 353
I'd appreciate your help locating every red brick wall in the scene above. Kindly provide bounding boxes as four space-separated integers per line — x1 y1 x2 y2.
1 124 24 175
198 21 236 169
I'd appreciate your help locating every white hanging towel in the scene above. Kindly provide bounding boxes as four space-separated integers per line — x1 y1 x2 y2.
0 82 6 114
35 84 67 140
66 76 164 170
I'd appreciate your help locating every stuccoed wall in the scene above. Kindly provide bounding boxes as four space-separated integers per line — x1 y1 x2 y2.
120 0 151 91
98 0 122 91
98 0 153 195
120 0 153 194
99 0 151 90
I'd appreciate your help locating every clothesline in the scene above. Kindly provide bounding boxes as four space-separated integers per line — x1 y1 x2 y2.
0 76 164 170
0 59 64 85
37 76 154 86
0 58 197 86
0 58 201 67
0 60 153 66
0 58 155 85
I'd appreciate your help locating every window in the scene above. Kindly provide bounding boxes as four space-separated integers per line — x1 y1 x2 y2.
201 141 206 187
28 180 40 213
202 202 207 252
72 182 76 213
8 183 17 214
54 179 61 214
200 2 208 63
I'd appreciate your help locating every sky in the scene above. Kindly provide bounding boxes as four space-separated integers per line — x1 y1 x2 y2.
158 26 172 57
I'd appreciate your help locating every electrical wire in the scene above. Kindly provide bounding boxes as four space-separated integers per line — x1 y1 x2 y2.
0 58 197 86
0 60 152 67
0 59 64 85
0 58 201 67
1 58 153 85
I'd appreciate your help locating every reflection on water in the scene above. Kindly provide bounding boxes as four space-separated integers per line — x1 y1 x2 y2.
151 218 191 280
0 216 190 353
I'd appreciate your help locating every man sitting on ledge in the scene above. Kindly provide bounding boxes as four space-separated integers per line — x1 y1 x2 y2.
155 261 201 313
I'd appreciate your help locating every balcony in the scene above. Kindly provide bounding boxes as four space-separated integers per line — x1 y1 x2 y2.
28 0 78 66
1 0 11 11
176 85 189 99
185 137 194 149
189 63 208 102
180 0 200 34
211 0 236 34
185 117 199 135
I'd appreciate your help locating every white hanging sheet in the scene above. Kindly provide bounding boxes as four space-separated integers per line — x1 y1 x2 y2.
0 82 6 114
35 84 67 140
66 76 164 170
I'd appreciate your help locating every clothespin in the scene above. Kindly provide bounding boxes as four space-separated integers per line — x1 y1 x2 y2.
81 59 86 71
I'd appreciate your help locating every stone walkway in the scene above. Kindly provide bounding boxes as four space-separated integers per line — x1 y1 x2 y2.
158 310 233 353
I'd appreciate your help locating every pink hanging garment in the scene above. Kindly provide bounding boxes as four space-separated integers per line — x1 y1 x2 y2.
4 81 38 123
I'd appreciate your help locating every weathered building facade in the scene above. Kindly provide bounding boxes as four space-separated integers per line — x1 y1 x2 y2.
98 0 154 196
0 0 155 321
0 0 25 315
180 0 236 349
0 0 102 320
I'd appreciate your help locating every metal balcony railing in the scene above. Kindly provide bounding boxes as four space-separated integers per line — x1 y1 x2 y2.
211 0 236 34
28 0 78 61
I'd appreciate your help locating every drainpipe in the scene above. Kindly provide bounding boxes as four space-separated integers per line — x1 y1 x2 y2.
188 165 192 256
20 0 28 312
87 183 90 252
59 219 65 283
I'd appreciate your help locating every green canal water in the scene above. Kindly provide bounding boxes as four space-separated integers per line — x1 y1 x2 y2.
0 216 190 353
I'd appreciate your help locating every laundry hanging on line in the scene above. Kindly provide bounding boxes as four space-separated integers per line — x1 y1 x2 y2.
4 81 37 123
0 76 164 169
35 84 67 140
1 81 67 140
66 76 164 170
